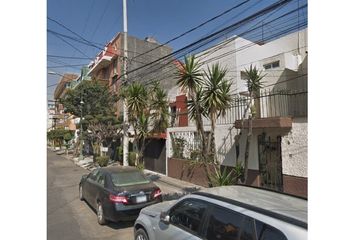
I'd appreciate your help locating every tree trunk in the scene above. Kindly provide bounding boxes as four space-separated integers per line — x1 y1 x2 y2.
234 98 253 164
207 111 216 162
243 95 255 184
243 116 252 183
191 92 208 161
202 161 214 187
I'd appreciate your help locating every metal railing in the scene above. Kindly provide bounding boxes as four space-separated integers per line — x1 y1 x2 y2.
170 90 307 127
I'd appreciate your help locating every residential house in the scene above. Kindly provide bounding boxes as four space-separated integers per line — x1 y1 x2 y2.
47 102 56 131
53 73 79 130
87 33 177 169
87 33 177 117
166 28 308 197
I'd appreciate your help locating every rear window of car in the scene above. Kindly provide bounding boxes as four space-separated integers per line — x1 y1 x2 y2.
110 171 150 187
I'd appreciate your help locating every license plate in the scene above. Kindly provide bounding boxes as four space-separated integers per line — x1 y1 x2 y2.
136 195 147 203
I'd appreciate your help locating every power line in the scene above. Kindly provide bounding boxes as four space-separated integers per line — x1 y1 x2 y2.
47 64 88 68
118 0 294 81
47 55 92 60
131 0 251 61
50 31 91 58
124 4 306 86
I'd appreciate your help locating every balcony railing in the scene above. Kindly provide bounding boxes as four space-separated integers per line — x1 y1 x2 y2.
170 90 307 127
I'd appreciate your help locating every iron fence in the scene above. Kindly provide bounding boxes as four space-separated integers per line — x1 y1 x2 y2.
170 90 307 127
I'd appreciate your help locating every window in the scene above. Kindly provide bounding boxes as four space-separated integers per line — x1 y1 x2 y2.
110 171 150 187
96 171 105 186
255 220 287 240
169 199 207 235
206 206 245 240
240 215 256 240
263 61 280 70
113 58 118 75
88 169 99 181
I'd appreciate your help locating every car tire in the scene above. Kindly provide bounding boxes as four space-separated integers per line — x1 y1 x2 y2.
135 228 149 240
97 202 106 225
79 186 84 201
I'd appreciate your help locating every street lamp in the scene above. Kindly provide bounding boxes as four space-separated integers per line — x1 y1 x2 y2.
79 97 84 160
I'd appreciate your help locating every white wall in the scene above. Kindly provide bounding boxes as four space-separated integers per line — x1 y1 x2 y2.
166 29 308 178
281 117 308 177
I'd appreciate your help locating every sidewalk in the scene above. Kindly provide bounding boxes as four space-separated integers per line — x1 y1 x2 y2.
143 168 203 191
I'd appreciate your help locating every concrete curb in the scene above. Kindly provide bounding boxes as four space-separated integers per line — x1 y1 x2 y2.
143 169 204 191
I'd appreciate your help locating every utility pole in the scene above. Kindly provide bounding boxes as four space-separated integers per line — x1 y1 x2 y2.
79 94 84 160
122 0 129 166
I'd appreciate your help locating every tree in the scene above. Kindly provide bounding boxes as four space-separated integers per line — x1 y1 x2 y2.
121 82 169 165
240 64 265 183
61 81 118 117
149 82 169 133
61 81 120 158
203 63 232 161
176 55 208 160
47 129 74 149
122 82 148 164
83 115 122 158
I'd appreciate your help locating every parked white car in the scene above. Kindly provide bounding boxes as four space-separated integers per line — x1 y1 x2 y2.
134 185 307 240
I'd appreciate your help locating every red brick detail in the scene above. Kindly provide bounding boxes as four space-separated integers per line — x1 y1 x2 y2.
176 95 188 127
283 174 307 198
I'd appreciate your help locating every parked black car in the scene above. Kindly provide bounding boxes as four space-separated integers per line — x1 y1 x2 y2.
79 166 162 225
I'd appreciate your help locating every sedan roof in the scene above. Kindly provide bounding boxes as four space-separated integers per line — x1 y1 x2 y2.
101 166 140 174
196 185 307 225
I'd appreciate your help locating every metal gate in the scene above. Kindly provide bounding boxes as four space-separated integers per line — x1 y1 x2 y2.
257 133 283 191
143 139 166 175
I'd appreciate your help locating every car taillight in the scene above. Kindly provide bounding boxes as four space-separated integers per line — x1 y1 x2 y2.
109 194 128 204
153 188 162 198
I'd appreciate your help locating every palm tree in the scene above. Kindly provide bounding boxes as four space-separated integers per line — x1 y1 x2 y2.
203 63 232 161
242 64 265 182
123 83 148 164
149 84 169 133
176 55 208 160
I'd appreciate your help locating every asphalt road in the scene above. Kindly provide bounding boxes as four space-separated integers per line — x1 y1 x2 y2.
47 149 185 240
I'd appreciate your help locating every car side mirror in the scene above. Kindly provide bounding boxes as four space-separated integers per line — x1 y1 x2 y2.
160 211 170 224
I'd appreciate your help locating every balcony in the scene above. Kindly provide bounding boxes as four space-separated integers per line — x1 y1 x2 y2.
168 90 307 129
233 90 307 129
87 45 116 76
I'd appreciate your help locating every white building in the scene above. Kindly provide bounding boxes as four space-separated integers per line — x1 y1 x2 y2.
166 28 308 197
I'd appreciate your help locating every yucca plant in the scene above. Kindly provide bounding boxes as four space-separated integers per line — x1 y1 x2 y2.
203 63 232 160
210 164 235 187
242 64 265 183
176 55 207 161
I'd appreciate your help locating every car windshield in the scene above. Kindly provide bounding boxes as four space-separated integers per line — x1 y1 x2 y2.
111 171 150 187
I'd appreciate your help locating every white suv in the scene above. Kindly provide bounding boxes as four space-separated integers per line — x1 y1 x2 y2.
134 185 307 240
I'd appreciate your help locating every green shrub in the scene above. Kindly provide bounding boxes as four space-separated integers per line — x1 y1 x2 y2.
136 162 144 171
233 162 245 183
171 137 186 159
210 165 235 187
189 149 202 161
117 146 123 160
96 156 109 167
128 152 136 166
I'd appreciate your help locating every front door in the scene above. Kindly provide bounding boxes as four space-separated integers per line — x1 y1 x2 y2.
257 133 283 191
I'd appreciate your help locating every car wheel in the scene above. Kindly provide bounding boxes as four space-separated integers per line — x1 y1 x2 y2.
97 202 106 225
79 186 84 201
135 228 149 240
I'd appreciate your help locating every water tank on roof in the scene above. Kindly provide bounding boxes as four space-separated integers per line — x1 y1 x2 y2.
145 37 158 44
